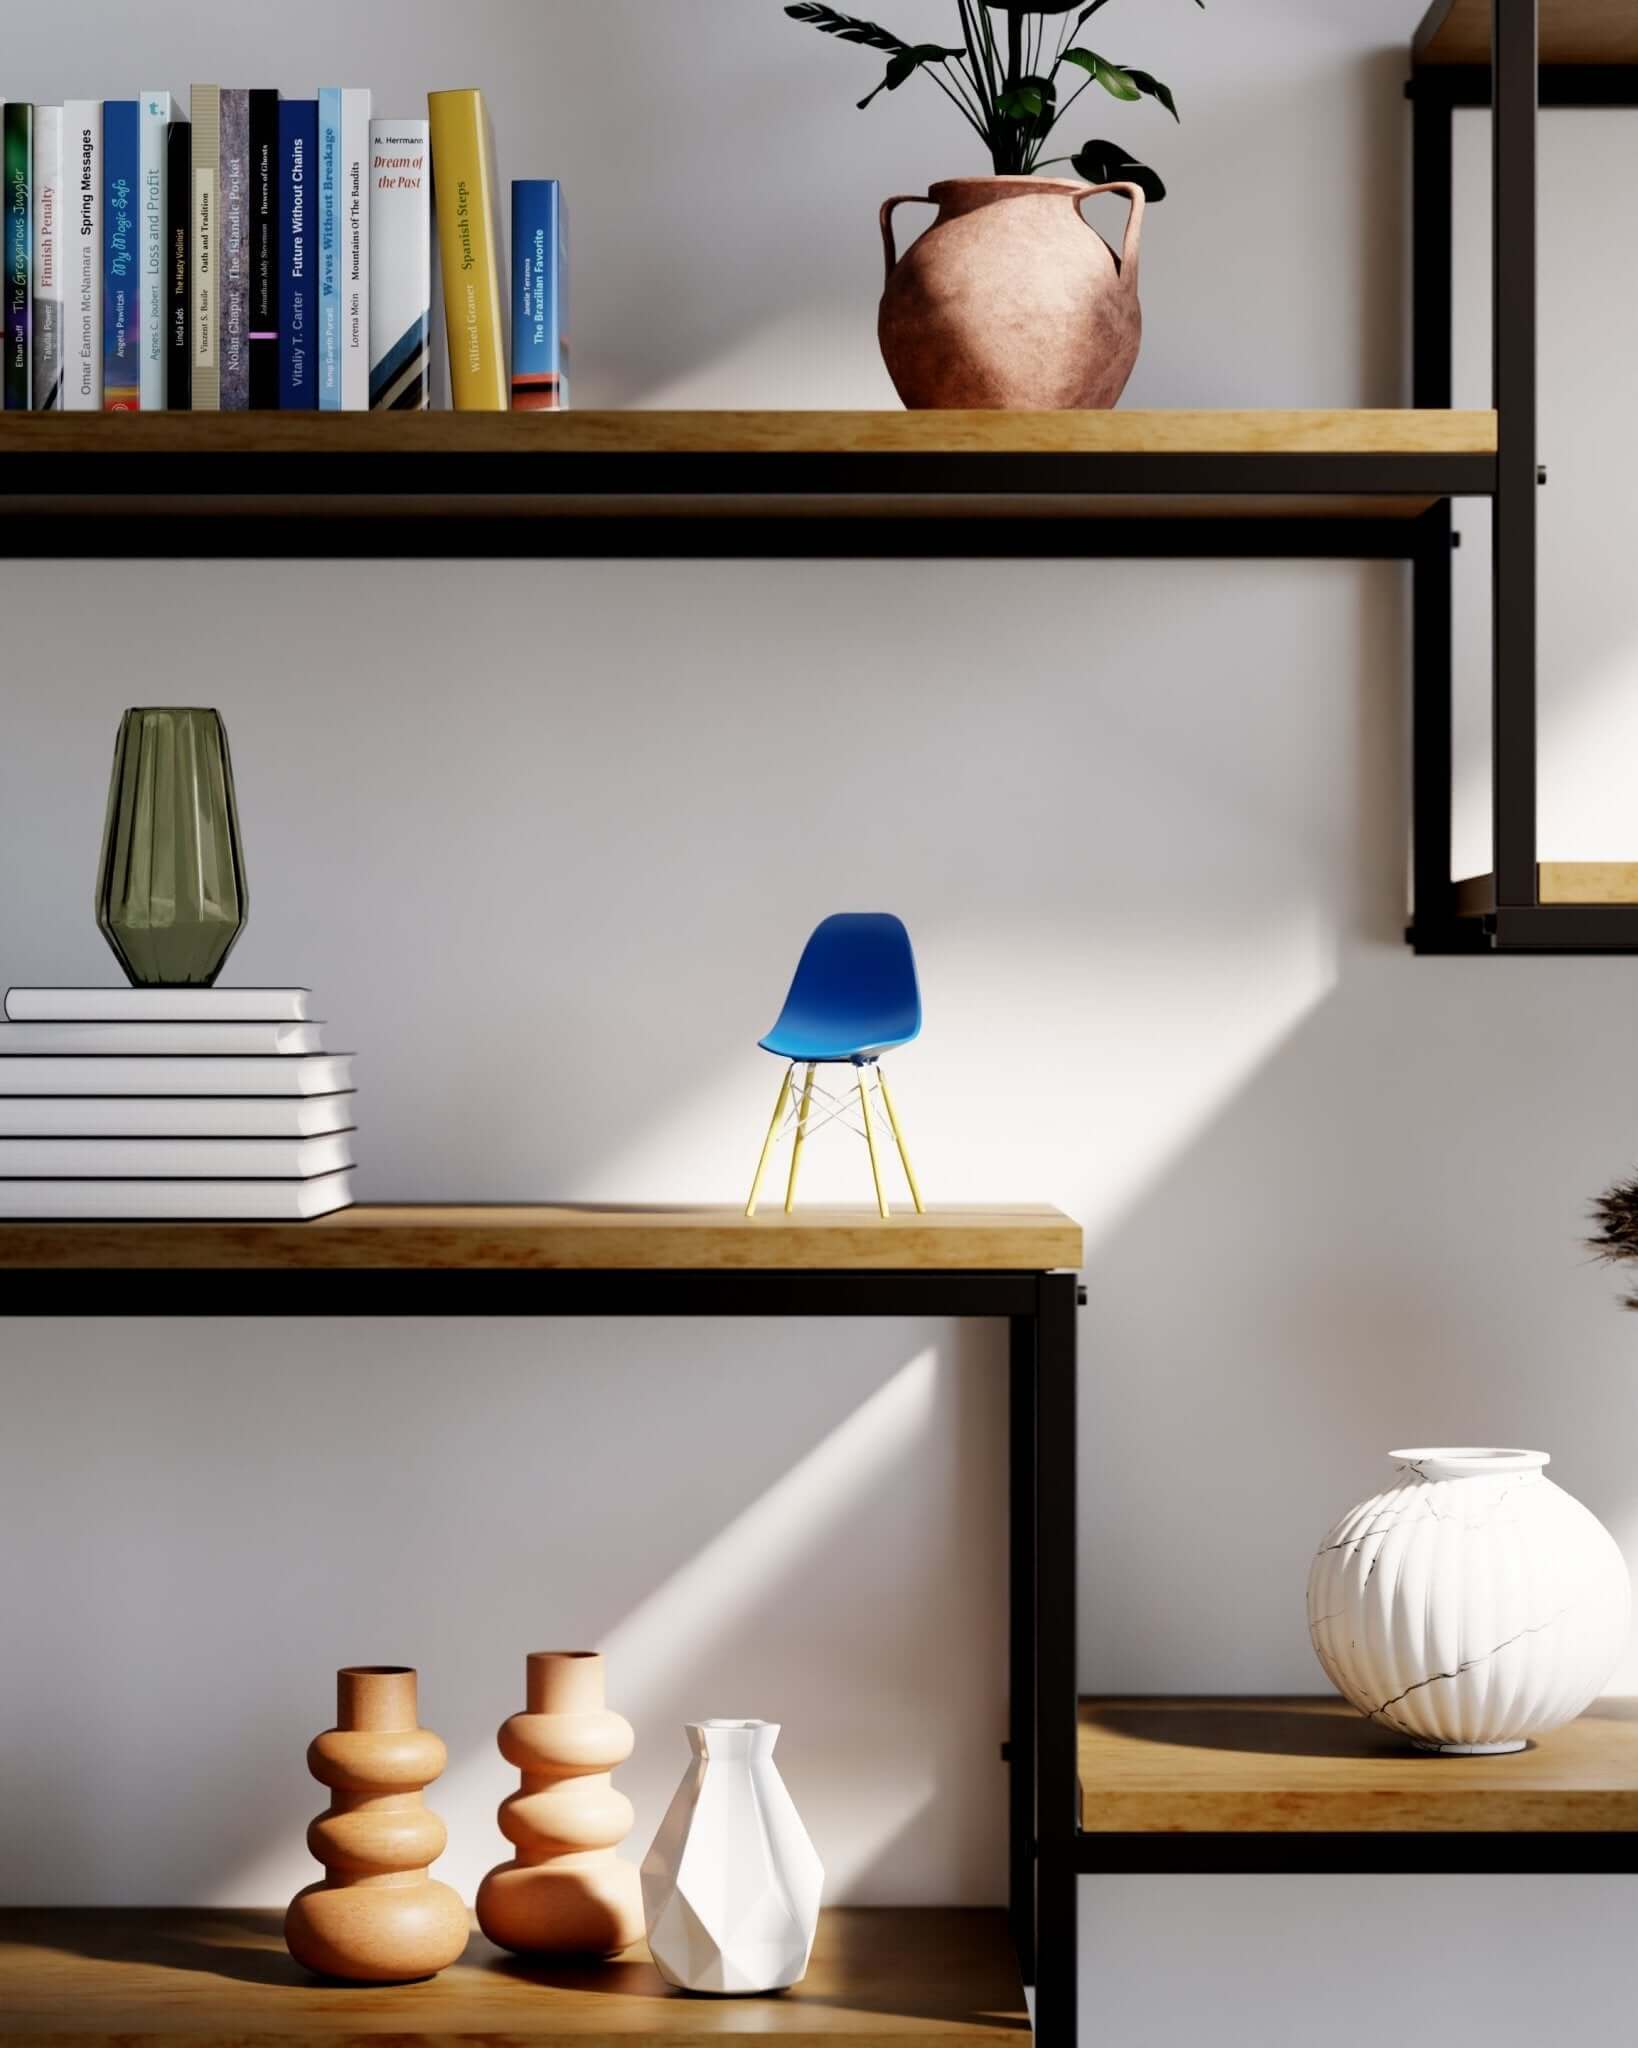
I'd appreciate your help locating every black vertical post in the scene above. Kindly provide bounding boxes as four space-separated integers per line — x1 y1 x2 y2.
1412 80 1453 412
1412 501 1457 937
1492 0 1538 907
1410 75 1457 939
1008 1316 1038 1986
1032 1273 1079 2046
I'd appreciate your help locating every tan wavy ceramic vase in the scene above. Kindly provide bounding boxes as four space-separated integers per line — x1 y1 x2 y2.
284 1666 469 1983
476 1650 645 1957
879 176 1145 411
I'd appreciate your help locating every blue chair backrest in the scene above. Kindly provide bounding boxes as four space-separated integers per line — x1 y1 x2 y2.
761 913 922 1060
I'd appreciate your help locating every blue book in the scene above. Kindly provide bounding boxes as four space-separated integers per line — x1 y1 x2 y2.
316 87 341 410
102 100 140 409
278 100 318 408
509 179 568 411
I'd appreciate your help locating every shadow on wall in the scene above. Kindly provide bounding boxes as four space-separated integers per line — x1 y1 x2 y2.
0 1316 1006 1910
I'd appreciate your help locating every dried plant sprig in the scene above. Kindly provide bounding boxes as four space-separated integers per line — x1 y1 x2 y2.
1589 1175 1638 1307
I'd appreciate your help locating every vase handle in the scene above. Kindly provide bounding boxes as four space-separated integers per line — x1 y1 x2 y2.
1076 182 1145 287
880 194 935 287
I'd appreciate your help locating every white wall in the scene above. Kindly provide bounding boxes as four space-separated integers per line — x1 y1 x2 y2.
3 3 1637 2040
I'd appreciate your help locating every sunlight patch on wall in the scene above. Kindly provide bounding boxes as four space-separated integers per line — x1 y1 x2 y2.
577 904 1340 1242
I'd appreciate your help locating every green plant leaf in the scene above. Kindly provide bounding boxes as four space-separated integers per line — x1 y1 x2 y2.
1062 49 1142 101
1071 139 1166 200
858 42 967 107
1114 65 1179 119
996 73 1058 118
783 3 908 53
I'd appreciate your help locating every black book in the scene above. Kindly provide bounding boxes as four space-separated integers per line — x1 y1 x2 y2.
248 89 280 407
165 118 191 409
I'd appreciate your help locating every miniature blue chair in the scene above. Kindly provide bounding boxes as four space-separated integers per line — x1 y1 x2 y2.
746 913 924 1220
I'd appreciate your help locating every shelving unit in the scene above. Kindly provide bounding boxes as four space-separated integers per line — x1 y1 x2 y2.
1409 0 1638 949
0 1209 1083 2043
0 1908 1025 2044
5 6 1634 2043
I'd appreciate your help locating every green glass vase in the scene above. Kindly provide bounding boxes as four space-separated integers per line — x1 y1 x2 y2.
95 708 249 987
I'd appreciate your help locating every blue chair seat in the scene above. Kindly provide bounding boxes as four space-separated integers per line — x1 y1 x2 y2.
758 912 922 1064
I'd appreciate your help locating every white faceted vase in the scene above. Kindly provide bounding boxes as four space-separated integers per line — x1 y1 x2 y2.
641 1719 823 1995
1308 1447 1630 1753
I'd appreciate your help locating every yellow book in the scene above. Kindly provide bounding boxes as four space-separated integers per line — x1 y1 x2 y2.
428 88 506 410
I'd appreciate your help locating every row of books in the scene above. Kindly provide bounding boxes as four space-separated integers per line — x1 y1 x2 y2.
0 985 356 1220
0 88 567 414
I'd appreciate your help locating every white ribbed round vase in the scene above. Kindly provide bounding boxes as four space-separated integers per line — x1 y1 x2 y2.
1307 1448 1630 1754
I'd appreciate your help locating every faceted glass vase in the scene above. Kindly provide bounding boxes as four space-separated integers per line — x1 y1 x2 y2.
95 708 249 987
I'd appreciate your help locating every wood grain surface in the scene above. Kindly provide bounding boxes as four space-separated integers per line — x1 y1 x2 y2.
0 409 1498 458
1080 1696 1638 1832
0 1204 1083 1273
1454 864 1638 913
1417 0 1638 64
0 1908 1025 2044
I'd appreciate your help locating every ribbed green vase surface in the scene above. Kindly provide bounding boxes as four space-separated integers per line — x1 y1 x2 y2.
95 708 250 987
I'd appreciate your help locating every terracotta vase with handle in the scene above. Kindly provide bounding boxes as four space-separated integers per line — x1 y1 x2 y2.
878 175 1144 411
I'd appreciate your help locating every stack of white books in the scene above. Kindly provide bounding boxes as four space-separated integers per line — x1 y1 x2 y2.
0 987 356 1219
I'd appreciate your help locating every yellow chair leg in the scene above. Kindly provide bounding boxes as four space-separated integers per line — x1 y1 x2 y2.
858 1068 890 1219
875 1063 924 1214
746 1066 794 1218
784 1063 817 1214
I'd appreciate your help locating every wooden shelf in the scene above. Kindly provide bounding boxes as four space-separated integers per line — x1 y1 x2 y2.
0 1907 1025 2045
1417 0 1638 65
0 411 1498 544
1456 862 1638 911
0 408 1498 459
0 1203 1082 1274
1079 1696 1638 1833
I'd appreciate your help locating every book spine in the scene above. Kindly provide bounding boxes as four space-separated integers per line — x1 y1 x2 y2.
317 87 341 410
62 101 101 411
102 101 139 409
30 106 60 409
165 118 190 409
189 86 219 410
3 104 30 410
218 89 248 411
368 118 429 411
277 101 317 409
428 88 506 411
511 180 570 414
248 89 279 407
340 89 371 410
138 93 174 410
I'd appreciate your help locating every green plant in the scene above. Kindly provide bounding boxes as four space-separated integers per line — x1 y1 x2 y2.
784 1 1197 197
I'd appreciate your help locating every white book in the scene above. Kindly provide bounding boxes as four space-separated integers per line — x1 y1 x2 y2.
138 91 175 409
32 106 63 410
6 986 313 1021
0 1131 354 1178
0 1170 355 1220
0 1020 323 1055
0 1092 354 1137
340 87 372 409
0 1053 354 1096
368 119 429 410
62 100 101 411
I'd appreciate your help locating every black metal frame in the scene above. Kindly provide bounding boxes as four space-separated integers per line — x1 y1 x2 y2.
0 512 1460 564
3 1260 1085 2043
1408 2 1638 953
